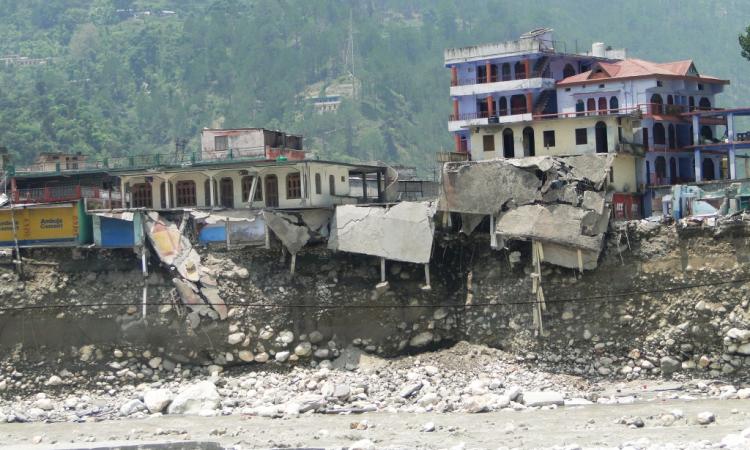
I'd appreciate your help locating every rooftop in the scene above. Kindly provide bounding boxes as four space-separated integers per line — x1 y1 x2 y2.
557 58 729 86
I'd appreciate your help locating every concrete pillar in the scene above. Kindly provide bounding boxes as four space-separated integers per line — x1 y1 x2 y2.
692 115 700 145
694 149 702 182
120 178 126 208
524 59 530 79
376 170 383 202
452 99 459 120
165 180 172 208
485 62 492 83
450 66 458 86
487 95 494 117
525 92 533 114
361 172 367 201
209 175 215 207
728 113 737 179
455 134 462 153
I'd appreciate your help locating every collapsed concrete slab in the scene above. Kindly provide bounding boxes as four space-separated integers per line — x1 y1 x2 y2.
263 211 312 255
440 155 614 271
328 202 436 264
144 212 201 281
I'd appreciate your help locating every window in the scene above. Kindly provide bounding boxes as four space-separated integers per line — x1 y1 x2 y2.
482 135 495 152
656 80 663 87
214 135 228 151
341 175 345 182
565 87 571 92
575 128 588 145
286 172 301 199
329 175 336 195
175 180 197 207
315 173 322 194
241 175 262 202
131 183 152 208
598 84 605 89
543 130 555 147
698 83 704 91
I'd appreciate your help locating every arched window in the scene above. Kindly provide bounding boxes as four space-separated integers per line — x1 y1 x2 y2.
668 124 676 149
522 127 535 157
510 94 527 115
586 98 596 115
175 180 197 207
265 175 279 207
576 100 585 117
501 63 511 81
286 172 301 199
562 64 576 78
241 175 262 202
650 93 664 114
699 97 711 110
609 96 619 113
669 158 677 181
514 61 526 80
329 175 336 195
315 173 322 195
498 97 508 116
595 121 608 153
131 183 152 208
688 96 695 111
653 123 666 145
667 94 674 105
597 97 607 115
503 129 515 158
655 156 667 181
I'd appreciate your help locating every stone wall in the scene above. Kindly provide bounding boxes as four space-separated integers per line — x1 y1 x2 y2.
2 219 750 389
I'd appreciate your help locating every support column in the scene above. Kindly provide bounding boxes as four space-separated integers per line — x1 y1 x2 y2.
452 99 459 120
361 172 368 201
165 180 172 209
692 115 700 145
209 175 215 207
694 148 702 182
376 170 383 202
487 95 494 118
485 62 492 83
455 134 462 153
728 113 737 179
450 66 458 86
524 59 530 79
120 178 126 208
525 92 533 114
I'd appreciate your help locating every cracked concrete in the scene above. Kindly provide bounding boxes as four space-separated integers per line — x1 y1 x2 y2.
328 202 436 263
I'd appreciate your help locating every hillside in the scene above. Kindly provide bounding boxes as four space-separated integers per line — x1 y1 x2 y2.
1 0 750 175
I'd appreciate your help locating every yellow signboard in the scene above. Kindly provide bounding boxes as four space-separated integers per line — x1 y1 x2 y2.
0 203 79 245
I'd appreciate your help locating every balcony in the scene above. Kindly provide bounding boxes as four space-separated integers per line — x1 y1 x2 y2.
13 185 122 206
448 111 533 131
533 103 724 121
436 152 469 163
450 76 554 97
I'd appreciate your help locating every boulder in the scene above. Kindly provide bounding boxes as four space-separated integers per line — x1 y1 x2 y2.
119 399 146 416
521 391 564 407
143 389 173 413
167 380 221 415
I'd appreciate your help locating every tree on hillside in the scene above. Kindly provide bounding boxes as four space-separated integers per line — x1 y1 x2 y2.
740 25 750 61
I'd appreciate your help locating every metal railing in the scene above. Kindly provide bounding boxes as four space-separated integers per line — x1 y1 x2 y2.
451 70 551 87
533 103 724 120
13 185 122 204
9 146 309 176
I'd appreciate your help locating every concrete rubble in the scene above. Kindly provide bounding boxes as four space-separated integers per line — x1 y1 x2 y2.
441 155 613 270
328 201 437 264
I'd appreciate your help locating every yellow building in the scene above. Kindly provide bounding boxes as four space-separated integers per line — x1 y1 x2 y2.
468 114 643 193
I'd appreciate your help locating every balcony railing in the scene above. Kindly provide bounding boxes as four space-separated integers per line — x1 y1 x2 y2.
451 70 551 87
13 185 122 204
436 152 469 163
533 103 724 120
8 146 309 176
449 109 531 122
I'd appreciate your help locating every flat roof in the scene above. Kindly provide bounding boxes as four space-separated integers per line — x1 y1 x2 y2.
111 158 386 175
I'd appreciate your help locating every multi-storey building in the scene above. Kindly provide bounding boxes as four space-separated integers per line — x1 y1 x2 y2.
446 29 749 218
445 28 625 155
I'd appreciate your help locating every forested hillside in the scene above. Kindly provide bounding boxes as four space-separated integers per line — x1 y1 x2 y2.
1 0 749 175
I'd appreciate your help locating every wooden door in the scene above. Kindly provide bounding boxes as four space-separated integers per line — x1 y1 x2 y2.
265 175 279 208
220 177 234 208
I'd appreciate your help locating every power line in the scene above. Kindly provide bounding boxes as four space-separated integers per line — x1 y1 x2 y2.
0 275 746 313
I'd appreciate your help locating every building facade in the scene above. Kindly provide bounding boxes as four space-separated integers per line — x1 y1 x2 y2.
448 29 746 218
